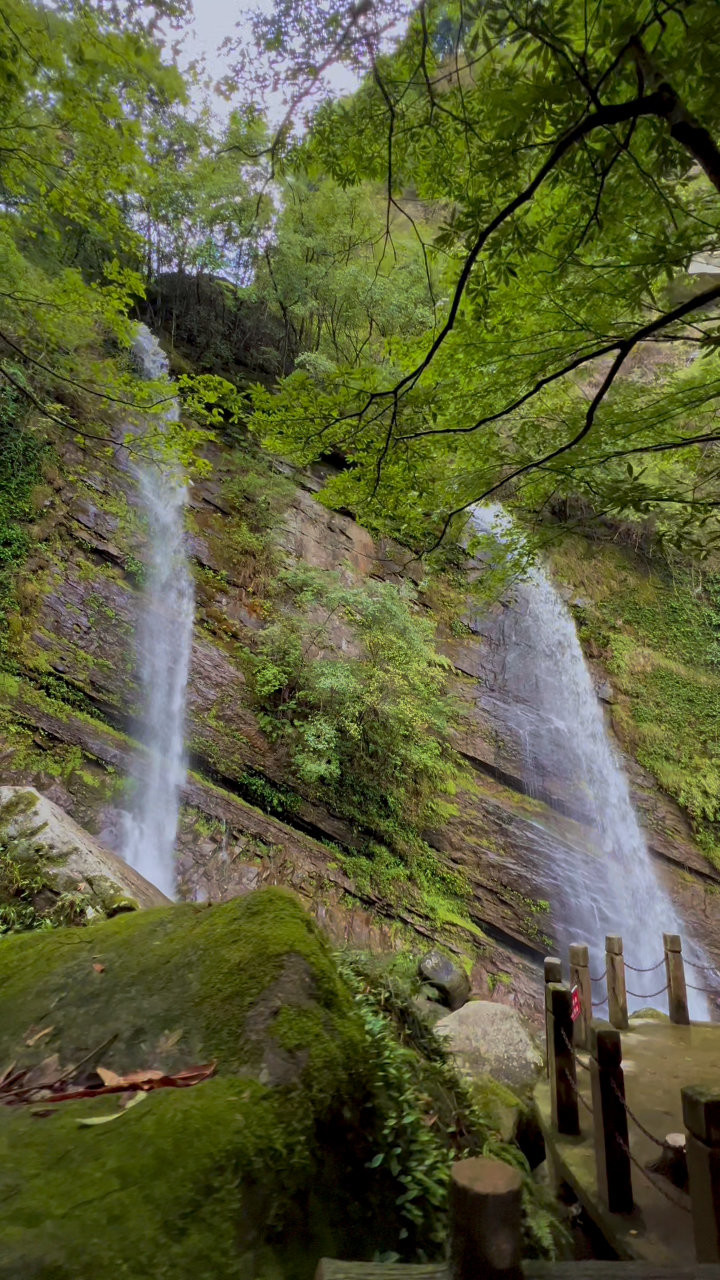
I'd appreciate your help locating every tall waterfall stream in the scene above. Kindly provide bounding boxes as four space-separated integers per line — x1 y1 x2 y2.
472 506 711 1018
122 326 194 898
114 353 710 1008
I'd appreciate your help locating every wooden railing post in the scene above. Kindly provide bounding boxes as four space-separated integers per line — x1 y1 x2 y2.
449 1156 523 1280
544 956 562 1074
664 933 690 1025
682 1086 720 1262
589 1020 633 1213
569 943 592 1050
546 982 579 1136
605 935 628 1030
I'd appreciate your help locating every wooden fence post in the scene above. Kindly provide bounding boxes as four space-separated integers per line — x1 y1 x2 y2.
664 933 690 1025
544 956 562 1074
546 982 579 1136
682 1086 720 1262
449 1156 523 1280
569 943 592 1050
606 935 628 1030
589 1020 633 1213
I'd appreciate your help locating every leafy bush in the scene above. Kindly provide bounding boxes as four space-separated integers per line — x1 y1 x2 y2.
0 845 92 935
244 568 460 850
0 384 45 637
340 952 564 1261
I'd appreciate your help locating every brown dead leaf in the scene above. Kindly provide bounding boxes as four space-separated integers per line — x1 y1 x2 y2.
111 1068 166 1087
92 963 105 974
155 1029 183 1055
1 1059 217 1107
96 1066 124 1088
23 1055 61 1089
25 1026 55 1048
0 1062 17 1089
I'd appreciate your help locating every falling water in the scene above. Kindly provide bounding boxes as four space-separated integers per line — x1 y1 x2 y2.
122 326 194 898
471 505 711 1018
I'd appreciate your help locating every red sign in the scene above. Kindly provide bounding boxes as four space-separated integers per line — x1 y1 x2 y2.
570 985 582 1023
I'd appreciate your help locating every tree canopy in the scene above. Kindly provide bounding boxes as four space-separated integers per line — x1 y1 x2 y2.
5 0 720 560
245 0 720 558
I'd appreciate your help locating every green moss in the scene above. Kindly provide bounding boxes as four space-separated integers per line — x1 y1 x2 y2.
0 890 353 1074
0 891 555 1276
0 1071 337 1280
0 891 374 1278
0 389 47 649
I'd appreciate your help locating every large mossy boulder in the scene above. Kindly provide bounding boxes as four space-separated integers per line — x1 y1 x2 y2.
0 889 386 1280
0 785 168 926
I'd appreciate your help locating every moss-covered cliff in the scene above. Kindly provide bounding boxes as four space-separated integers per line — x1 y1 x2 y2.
1 369 719 1016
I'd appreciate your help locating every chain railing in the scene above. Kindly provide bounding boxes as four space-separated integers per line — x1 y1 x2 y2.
544 934 720 1263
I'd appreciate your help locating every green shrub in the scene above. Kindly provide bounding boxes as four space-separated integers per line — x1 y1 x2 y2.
339 952 564 1261
0 383 45 639
244 570 461 852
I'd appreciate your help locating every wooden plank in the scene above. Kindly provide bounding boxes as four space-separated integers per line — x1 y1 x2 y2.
526 1266 720 1277
314 1264 446 1280
315 1261 720 1279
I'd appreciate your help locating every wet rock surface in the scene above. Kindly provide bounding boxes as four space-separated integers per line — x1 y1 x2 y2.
2 431 720 1020
418 950 471 1010
0 785 168 915
435 1000 544 1090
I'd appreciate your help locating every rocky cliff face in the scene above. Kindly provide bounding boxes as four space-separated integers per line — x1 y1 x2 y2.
2 414 719 1022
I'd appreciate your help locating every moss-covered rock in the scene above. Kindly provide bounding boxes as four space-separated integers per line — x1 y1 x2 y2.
0 889 380 1279
0 785 166 931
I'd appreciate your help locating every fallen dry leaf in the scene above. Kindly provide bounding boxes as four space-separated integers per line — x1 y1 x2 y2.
96 1066 124 1088
92 963 105 974
22 1055 61 1090
0 1062 17 1089
155 1029 183 1054
25 1026 54 1048
1 1059 216 1106
98 1067 166 1088
77 1092 148 1127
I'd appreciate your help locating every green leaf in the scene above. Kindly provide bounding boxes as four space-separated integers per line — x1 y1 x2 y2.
77 1092 148 1126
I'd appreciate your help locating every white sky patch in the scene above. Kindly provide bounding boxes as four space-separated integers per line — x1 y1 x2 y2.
169 0 365 122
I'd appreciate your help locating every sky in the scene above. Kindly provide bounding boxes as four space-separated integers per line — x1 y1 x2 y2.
173 0 365 121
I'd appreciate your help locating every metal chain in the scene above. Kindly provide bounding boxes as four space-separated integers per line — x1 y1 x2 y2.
561 1066 594 1116
550 1005 692 1216
563 1069 689 1211
686 981 719 995
625 982 669 1000
591 996 608 1007
560 1029 595 1071
685 957 717 973
590 969 607 983
616 1134 692 1213
624 958 665 973
608 1078 666 1149
557 1025 668 1151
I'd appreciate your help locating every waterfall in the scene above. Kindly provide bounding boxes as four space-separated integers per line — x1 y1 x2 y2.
122 325 194 898
471 505 711 1018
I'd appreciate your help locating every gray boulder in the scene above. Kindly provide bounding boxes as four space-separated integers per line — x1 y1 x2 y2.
435 1000 543 1090
0 786 169 921
418 949 471 1010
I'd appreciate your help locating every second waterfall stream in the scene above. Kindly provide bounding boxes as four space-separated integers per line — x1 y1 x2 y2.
122 325 194 899
471 505 711 1018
